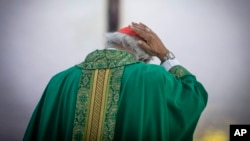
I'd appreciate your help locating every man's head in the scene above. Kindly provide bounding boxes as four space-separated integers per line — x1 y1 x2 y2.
105 26 152 62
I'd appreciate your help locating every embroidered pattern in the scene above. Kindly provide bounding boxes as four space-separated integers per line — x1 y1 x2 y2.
72 50 136 141
87 69 110 141
72 69 94 141
169 65 192 78
77 49 137 69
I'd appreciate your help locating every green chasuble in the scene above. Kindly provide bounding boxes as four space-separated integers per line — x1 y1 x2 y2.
23 49 208 141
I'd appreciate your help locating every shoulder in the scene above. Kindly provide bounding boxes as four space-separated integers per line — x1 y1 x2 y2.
49 66 82 82
127 62 168 73
124 62 173 81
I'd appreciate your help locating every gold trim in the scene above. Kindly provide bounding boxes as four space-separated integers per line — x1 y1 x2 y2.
97 69 110 140
85 69 111 141
85 70 98 140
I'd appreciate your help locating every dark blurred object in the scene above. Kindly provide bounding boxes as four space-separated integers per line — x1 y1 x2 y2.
108 0 120 32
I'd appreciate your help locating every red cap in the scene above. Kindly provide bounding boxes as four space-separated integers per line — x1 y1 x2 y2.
118 26 141 39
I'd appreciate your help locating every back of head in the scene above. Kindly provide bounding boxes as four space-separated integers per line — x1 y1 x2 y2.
104 26 152 62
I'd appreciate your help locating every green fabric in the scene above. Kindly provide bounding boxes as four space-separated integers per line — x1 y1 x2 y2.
115 62 207 141
23 67 82 141
23 49 208 141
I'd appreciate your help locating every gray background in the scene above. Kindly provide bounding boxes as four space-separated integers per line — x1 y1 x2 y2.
0 0 249 140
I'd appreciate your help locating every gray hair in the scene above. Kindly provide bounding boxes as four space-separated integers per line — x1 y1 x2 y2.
104 32 152 62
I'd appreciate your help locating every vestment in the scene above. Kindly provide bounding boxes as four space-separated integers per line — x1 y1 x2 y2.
23 49 207 141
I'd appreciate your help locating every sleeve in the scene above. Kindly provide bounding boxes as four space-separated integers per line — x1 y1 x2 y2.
161 58 181 71
164 65 208 140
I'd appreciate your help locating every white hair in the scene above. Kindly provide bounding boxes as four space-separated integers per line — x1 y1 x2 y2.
104 32 152 62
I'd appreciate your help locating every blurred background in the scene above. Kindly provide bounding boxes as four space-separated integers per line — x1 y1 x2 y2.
0 0 249 140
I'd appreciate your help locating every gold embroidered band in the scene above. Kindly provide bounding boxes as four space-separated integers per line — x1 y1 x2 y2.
86 69 110 141
72 67 124 141
72 50 135 141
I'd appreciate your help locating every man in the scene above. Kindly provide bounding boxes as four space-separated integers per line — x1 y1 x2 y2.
24 22 208 141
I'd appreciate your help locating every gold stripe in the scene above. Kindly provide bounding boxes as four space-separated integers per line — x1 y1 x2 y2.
89 70 104 140
85 69 111 141
86 70 99 140
97 69 110 141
